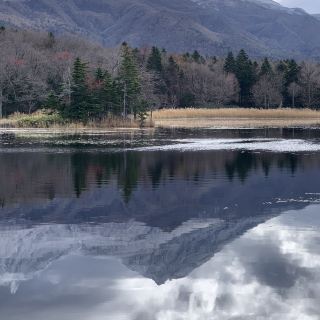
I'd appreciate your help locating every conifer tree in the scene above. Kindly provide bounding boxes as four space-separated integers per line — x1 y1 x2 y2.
235 49 257 106
46 32 55 49
68 57 88 120
277 59 301 106
165 56 181 105
68 57 102 122
260 58 273 76
101 70 118 115
45 91 61 111
95 67 105 83
192 50 202 63
224 52 236 73
147 46 163 73
118 43 141 117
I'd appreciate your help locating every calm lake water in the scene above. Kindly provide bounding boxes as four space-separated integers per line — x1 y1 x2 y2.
1 127 320 320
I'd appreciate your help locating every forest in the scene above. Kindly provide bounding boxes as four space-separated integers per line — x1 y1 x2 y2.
0 27 320 122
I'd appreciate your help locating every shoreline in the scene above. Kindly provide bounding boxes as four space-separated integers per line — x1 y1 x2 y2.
152 108 320 129
1 108 320 132
154 118 320 129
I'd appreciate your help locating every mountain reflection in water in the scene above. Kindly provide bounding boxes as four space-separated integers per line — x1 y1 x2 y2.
0 129 320 320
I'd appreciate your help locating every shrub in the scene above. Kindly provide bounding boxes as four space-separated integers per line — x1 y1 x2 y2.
14 111 67 128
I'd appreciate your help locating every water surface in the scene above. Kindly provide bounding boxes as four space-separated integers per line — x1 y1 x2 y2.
1 127 320 320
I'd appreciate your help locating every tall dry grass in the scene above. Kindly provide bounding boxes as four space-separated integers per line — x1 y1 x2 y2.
0 111 154 129
151 108 320 128
152 108 320 120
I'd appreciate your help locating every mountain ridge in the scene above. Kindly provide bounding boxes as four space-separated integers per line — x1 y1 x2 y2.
0 0 320 57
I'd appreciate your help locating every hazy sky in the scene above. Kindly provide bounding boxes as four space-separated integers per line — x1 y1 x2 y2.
276 0 320 13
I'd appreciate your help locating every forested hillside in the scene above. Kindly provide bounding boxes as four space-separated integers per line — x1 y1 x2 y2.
1 0 320 58
1 28 320 123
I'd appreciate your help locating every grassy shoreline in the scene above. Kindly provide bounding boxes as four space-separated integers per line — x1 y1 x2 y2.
0 111 154 130
152 108 320 128
2 108 320 131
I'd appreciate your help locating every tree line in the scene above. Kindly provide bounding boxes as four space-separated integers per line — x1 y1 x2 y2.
1 28 320 122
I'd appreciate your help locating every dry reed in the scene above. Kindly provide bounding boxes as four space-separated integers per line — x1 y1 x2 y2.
0 111 154 129
152 108 320 120
151 108 320 128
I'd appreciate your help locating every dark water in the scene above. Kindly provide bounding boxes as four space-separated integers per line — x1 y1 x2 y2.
1 128 320 320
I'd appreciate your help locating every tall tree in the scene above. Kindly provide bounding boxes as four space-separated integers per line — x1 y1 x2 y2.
69 57 88 120
102 70 120 115
68 57 102 121
260 58 273 76
147 46 163 73
164 56 181 106
235 49 257 106
118 44 141 117
224 52 236 74
192 50 203 64
277 59 301 107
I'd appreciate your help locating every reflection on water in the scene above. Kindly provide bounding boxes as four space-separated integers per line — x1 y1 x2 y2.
1 128 320 320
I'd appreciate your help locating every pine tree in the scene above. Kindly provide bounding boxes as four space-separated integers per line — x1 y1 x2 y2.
235 49 257 106
46 32 55 49
192 50 202 63
68 57 88 120
224 52 236 73
165 56 180 105
68 57 102 122
118 43 141 117
45 91 61 111
95 67 105 83
277 59 301 107
101 70 118 115
260 58 273 76
90 67 106 118
147 46 163 73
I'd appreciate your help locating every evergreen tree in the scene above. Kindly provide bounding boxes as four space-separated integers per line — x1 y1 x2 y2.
45 91 61 111
68 57 88 120
118 43 141 117
235 49 257 106
46 32 55 49
95 67 105 83
224 52 236 73
277 59 301 106
284 59 300 85
147 46 163 73
68 57 102 122
102 70 119 115
192 50 202 63
260 58 273 76
90 67 106 118
136 99 149 127
163 56 181 105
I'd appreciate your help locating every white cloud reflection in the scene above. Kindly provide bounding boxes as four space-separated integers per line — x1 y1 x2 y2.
1 205 320 320
110 205 320 320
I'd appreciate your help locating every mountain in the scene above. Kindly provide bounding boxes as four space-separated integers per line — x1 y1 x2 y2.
0 0 320 58
1 162 320 291
313 14 320 21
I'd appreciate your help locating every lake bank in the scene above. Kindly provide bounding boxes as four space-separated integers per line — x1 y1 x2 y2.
152 108 320 128
0 111 154 131
2 108 320 132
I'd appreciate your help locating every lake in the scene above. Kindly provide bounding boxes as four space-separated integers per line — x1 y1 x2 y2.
1 127 320 320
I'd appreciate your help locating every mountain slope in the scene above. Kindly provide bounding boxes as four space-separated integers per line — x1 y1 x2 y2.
0 0 320 58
